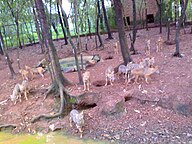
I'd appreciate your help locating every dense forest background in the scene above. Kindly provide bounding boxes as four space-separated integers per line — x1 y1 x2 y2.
0 0 191 49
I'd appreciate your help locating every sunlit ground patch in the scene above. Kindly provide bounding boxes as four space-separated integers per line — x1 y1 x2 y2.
0 132 108 144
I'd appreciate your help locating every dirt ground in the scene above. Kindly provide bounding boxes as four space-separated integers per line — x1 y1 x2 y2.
0 26 192 144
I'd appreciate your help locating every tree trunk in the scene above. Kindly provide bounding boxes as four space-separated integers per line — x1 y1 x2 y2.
15 21 21 69
7 2 23 50
34 0 71 86
24 22 33 44
96 0 103 48
58 0 83 84
130 0 137 54
101 0 113 40
173 0 188 57
73 0 84 80
29 21 36 43
0 40 3 55
113 0 132 64
155 0 162 33
138 0 144 28
167 18 170 41
159 0 162 33
32 0 73 122
20 23 25 45
84 0 92 39
144 0 148 31
31 0 45 53
0 29 16 79
56 0 68 45
15 20 22 49
51 21 59 39
122 0 129 31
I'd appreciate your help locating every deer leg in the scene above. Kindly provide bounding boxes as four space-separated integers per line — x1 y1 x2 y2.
87 81 90 91
105 77 108 86
83 82 86 91
24 91 28 100
69 117 73 127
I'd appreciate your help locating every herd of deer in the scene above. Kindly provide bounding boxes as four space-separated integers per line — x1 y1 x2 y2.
10 36 163 103
83 36 163 91
9 35 163 138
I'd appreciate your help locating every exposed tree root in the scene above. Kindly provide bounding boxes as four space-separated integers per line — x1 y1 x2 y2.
105 37 113 41
31 82 70 123
44 83 58 99
172 52 183 57
0 124 17 131
31 113 61 123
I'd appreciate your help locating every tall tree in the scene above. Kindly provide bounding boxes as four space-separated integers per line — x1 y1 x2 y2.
95 0 103 48
0 29 16 79
136 0 145 28
32 0 72 122
73 0 84 83
113 0 132 64
173 0 189 57
84 0 92 39
144 0 148 30
6 1 23 49
30 0 45 53
121 0 130 30
130 0 137 54
156 0 163 33
56 0 68 45
101 0 113 40
58 0 83 85
0 42 3 55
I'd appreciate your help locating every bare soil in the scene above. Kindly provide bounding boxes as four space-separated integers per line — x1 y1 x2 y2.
0 27 191 144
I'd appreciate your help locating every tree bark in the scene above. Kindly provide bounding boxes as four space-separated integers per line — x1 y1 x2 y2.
96 0 103 48
56 0 68 45
137 0 144 28
7 1 22 49
84 0 92 39
155 0 162 33
0 29 16 79
130 0 137 54
31 0 45 53
101 0 113 40
0 42 3 55
113 0 132 64
173 0 188 57
51 21 59 39
58 0 83 84
32 0 72 122
34 0 71 86
144 0 148 31
167 18 170 41
73 0 84 83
